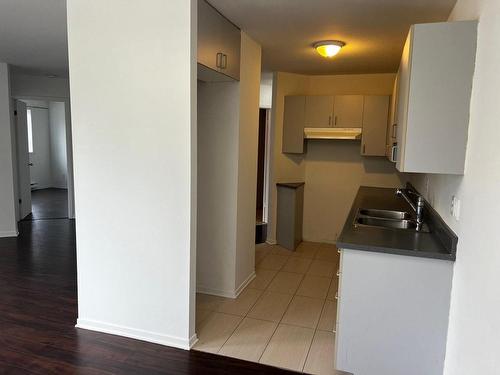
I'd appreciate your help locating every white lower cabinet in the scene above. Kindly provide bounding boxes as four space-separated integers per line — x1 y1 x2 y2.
335 249 453 375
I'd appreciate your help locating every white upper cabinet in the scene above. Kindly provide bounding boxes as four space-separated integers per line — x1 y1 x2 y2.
395 21 477 174
362 96 389 156
197 0 241 81
305 96 334 127
333 95 364 128
386 74 399 161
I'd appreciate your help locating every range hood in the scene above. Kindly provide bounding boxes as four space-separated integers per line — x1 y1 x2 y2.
304 127 362 140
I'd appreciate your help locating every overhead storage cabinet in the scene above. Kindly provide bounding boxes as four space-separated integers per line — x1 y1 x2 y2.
394 21 477 174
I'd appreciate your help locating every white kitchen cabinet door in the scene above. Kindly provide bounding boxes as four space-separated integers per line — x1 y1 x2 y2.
395 21 477 174
361 96 389 156
333 95 364 128
197 0 240 81
304 96 334 127
386 74 399 161
282 96 306 154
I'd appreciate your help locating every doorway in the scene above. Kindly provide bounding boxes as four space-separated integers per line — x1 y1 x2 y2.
255 108 271 243
14 98 73 221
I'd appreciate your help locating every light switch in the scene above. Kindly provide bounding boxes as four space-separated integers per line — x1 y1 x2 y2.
451 196 461 220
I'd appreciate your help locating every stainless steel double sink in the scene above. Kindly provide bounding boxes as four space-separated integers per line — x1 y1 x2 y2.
354 208 429 232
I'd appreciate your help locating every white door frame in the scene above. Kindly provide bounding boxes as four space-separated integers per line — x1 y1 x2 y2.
12 95 75 219
14 100 32 219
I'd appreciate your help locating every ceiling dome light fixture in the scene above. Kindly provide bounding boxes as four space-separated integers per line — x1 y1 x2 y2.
314 40 345 58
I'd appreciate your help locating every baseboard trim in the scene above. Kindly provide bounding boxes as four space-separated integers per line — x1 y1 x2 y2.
0 230 18 238
189 333 198 349
197 271 256 299
76 319 192 350
196 285 238 298
266 239 277 245
234 271 256 298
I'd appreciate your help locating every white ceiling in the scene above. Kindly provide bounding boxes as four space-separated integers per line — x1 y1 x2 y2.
208 0 457 75
0 0 456 78
0 0 68 77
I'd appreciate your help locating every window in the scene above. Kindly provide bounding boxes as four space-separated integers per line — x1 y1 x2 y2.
27 109 33 153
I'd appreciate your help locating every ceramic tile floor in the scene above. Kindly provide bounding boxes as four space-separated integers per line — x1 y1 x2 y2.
194 241 340 374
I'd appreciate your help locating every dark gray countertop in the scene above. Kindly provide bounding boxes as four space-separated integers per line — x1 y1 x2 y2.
276 182 305 189
336 186 456 261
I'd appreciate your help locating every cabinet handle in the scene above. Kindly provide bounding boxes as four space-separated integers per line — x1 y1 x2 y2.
328 115 332 126
336 269 340 277
216 52 223 68
392 123 397 138
221 54 227 69
335 292 339 300
363 144 366 154
334 115 338 126
390 144 398 163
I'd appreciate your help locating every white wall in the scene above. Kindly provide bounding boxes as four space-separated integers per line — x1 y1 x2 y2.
268 72 404 244
235 33 262 290
408 1 500 373
197 32 262 297
0 62 18 237
11 74 70 99
67 0 197 349
49 102 68 188
197 80 239 296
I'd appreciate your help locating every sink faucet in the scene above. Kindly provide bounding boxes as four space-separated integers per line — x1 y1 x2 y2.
395 188 425 231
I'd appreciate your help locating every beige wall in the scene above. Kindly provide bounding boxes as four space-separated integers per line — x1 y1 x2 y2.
408 1 500 373
269 72 405 244
235 33 262 290
197 32 262 297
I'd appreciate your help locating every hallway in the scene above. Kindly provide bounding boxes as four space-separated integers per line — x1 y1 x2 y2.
24 188 68 220
0 220 293 374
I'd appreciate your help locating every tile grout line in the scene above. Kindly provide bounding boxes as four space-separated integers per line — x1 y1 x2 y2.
258 245 302 365
219 245 286 358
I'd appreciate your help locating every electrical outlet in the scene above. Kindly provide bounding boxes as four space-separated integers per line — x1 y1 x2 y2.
451 196 461 220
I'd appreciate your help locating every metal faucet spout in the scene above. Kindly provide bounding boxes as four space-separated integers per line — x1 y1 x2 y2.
395 188 425 230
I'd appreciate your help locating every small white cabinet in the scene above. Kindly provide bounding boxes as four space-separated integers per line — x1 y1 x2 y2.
282 96 306 154
197 0 241 81
305 96 334 127
361 96 389 156
333 95 364 128
395 21 477 174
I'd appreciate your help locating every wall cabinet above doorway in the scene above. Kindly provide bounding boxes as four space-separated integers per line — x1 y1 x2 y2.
197 0 241 82
283 94 389 156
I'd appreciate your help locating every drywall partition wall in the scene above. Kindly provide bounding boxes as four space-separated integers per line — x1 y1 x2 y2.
10 74 70 99
235 33 261 291
407 1 500 374
49 102 68 188
197 80 239 296
267 72 309 243
0 63 18 237
268 72 404 244
67 0 197 349
302 73 404 243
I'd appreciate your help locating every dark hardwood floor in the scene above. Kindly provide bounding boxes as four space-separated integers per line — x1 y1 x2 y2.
24 188 69 220
0 219 293 374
